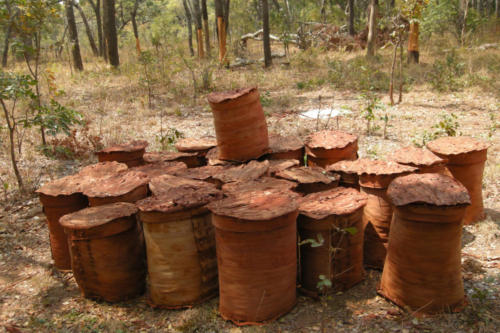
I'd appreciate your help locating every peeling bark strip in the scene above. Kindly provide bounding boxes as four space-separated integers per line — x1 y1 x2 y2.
408 22 419 64
65 0 84 71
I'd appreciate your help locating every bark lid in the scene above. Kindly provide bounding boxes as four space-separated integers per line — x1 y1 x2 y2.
268 159 300 174
97 140 148 154
327 158 416 176
175 137 217 152
304 130 358 150
222 176 298 194
326 159 362 175
299 187 368 219
36 174 85 197
130 161 187 179
426 136 489 156
390 146 448 167
208 190 298 221
173 165 228 181
137 186 223 214
143 151 198 163
60 202 138 230
213 160 269 184
275 166 339 184
149 174 217 197
387 173 471 207
78 161 128 178
206 147 233 166
268 134 304 153
82 170 149 198
207 87 256 104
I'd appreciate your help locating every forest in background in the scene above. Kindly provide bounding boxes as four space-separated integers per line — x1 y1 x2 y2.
0 1 499 333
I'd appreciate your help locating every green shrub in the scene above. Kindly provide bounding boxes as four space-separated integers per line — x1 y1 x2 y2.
429 50 465 92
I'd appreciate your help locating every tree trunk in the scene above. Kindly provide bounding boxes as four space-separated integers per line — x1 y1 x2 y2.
103 0 119 67
74 1 98 56
132 0 141 55
202 0 210 55
320 0 327 23
2 23 12 67
262 0 272 67
182 0 195 56
88 0 104 57
496 0 499 18
1 101 24 191
192 0 204 58
366 0 378 58
348 0 355 36
407 22 419 64
398 43 403 103
65 0 84 71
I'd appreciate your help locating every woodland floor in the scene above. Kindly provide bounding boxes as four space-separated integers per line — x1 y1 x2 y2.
0 42 499 332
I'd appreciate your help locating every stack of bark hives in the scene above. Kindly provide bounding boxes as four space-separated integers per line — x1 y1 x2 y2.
37 86 489 322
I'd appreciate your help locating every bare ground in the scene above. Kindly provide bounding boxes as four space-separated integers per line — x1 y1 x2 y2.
1 47 499 332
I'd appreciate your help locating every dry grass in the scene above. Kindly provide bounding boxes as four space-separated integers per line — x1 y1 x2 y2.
0 38 499 332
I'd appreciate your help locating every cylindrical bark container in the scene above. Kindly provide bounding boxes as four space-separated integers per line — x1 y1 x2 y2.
173 165 228 187
78 161 128 178
175 137 217 165
379 173 470 314
298 188 367 296
212 160 269 188
390 146 449 174
427 136 489 225
143 151 202 168
267 159 300 176
304 130 358 168
267 134 304 162
275 166 340 195
207 87 270 162
60 202 146 302
326 160 361 190
82 170 149 206
148 174 218 197
131 161 187 180
96 140 148 167
208 191 299 325
36 175 89 270
222 177 298 196
137 186 223 308
205 147 234 167
357 159 417 270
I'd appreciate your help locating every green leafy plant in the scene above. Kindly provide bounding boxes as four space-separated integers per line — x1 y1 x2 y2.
429 50 465 92
138 50 156 109
260 91 272 107
158 127 184 151
360 93 385 136
413 113 461 147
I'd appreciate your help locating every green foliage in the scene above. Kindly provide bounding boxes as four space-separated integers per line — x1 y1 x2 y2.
413 113 461 147
158 127 184 151
316 274 332 292
429 49 465 92
260 90 272 107
421 0 485 42
0 71 36 101
31 99 82 136
360 92 385 136
299 233 325 248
